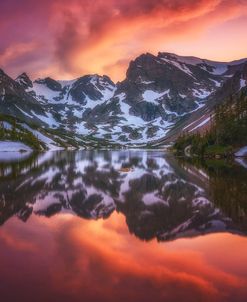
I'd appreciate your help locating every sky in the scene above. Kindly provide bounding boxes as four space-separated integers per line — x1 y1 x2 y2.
0 0 247 82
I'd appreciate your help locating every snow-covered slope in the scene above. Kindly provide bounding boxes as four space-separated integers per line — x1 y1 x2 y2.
30 75 116 106
0 141 32 152
159 52 247 76
0 69 59 129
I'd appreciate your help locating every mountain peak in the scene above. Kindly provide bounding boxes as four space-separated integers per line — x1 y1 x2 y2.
34 77 62 91
16 72 33 89
0 68 7 77
17 72 29 78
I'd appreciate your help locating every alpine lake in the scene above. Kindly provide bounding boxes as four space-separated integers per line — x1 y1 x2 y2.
0 149 247 302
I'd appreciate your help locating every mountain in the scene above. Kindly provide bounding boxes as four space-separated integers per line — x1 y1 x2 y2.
0 52 247 149
0 69 51 125
147 55 247 146
79 53 247 144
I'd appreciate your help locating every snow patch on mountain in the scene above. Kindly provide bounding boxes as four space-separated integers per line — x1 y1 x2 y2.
160 53 247 74
189 117 211 132
31 111 59 128
240 79 246 89
90 75 116 101
142 89 170 103
192 89 211 99
21 124 63 150
0 141 32 152
160 57 195 78
15 105 33 118
31 82 61 103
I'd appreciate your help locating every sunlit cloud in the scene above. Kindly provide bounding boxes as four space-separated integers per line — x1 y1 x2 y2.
0 0 246 81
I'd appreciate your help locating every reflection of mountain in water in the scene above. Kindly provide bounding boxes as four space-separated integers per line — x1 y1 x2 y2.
0 151 247 241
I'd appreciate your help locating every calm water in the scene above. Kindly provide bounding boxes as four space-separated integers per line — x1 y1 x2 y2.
0 150 247 302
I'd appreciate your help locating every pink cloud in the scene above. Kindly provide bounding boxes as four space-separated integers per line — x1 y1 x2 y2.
0 0 246 81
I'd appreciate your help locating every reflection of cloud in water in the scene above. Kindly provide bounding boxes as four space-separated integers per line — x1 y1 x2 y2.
1 213 247 302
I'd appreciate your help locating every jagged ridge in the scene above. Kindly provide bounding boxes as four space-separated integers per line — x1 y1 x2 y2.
0 52 247 148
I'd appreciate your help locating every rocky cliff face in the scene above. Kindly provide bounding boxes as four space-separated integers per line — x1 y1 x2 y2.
15 72 33 89
0 69 51 126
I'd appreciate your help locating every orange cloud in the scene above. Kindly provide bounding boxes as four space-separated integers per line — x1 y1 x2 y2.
49 0 247 81
0 42 40 66
0 0 247 81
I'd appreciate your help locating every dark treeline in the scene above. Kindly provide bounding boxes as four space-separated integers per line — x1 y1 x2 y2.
179 157 247 228
174 89 247 157
0 115 44 150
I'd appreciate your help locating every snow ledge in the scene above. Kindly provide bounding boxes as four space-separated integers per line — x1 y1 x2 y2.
0 141 32 152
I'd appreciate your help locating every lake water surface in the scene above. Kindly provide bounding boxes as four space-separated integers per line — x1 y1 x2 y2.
0 150 247 302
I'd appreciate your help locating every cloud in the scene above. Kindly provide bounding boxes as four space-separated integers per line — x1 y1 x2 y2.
0 42 39 64
0 0 246 80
